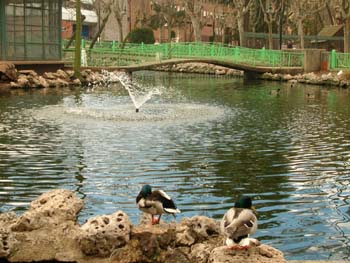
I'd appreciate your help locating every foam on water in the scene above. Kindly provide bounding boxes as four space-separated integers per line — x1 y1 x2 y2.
34 102 227 125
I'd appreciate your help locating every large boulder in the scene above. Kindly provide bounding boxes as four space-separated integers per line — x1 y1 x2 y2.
0 62 17 81
208 244 286 263
11 189 83 231
79 211 132 257
176 216 220 246
0 189 287 263
5 189 85 262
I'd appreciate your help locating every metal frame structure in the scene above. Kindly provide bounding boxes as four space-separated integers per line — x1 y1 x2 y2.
0 0 62 61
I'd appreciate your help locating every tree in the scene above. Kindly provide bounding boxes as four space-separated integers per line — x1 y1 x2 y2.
182 0 205 42
289 0 325 49
112 0 128 42
228 0 253 46
74 0 82 79
150 0 186 42
90 0 113 49
334 0 350 52
259 0 283 49
249 0 263 48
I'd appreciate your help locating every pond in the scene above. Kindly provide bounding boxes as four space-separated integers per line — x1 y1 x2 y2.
1 71 350 260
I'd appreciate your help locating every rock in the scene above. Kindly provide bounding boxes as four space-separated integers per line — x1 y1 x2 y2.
55 69 69 79
3 190 85 262
18 70 38 77
181 216 220 240
11 189 83 232
79 211 131 257
0 189 287 263
43 72 57 79
159 247 190 263
190 236 225 263
0 227 17 258
0 62 17 81
72 78 82 86
16 76 30 88
38 76 49 88
208 244 286 263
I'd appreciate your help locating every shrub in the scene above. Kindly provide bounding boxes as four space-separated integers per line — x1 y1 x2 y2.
128 28 155 44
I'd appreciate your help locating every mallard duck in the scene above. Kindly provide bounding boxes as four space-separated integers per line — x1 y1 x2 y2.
306 92 316 99
269 88 281 95
136 184 181 225
220 196 259 250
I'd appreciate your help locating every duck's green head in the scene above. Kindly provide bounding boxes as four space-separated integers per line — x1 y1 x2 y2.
234 196 253 209
140 184 152 197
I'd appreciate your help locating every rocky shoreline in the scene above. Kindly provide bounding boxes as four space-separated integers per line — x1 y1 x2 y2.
0 189 285 263
1 62 349 90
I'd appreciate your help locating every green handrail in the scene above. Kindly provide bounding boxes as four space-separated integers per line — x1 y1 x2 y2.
63 42 305 69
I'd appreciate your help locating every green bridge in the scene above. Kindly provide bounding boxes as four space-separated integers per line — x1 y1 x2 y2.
63 42 329 75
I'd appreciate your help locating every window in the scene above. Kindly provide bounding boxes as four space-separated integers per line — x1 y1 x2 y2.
1 0 62 60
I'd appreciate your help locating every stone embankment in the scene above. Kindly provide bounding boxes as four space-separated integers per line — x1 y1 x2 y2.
1 61 349 90
156 62 243 76
0 189 285 263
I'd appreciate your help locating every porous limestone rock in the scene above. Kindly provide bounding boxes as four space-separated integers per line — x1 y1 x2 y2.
11 189 84 231
176 216 220 246
0 189 287 263
190 238 223 263
0 62 17 81
208 244 286 263
79 211 131 257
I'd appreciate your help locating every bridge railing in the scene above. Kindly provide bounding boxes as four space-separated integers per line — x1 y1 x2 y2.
330 49 350 70
63 42 304 69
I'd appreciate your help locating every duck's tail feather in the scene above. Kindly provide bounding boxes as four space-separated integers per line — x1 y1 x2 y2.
164 208 181 214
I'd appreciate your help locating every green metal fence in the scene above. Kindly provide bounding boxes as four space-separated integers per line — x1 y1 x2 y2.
63 42 305 69
330 49 350 70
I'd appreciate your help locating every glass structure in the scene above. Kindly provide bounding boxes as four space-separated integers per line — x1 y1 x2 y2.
0 0 62 61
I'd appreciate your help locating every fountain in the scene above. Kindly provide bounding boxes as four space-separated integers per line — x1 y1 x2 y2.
102 71 162 113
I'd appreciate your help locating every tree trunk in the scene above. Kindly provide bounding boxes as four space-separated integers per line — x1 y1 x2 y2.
268 22 273 49
190 16 202 42
168 26 172 42
89 8 111 49
74 0 82 79
237 14 245 47
344 18 350 53
297 20 305 49
65 15 85 49
116 17 124 42
159 26 163 43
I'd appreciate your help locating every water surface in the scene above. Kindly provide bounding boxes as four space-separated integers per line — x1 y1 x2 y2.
1 71 350 260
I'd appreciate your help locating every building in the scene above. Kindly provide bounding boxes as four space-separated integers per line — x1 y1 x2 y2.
62 0 98 40
0 0 62 61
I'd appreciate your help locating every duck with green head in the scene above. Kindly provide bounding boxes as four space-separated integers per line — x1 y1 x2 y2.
136 184 181 225
220 196 260 250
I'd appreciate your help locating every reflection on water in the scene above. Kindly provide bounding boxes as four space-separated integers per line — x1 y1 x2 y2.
1 72 350 260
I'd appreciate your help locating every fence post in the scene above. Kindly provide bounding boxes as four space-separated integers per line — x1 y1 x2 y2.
330 49 336 69
189 43 192 56
112 40 116 52
210 44 214 57
234 46 239 62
